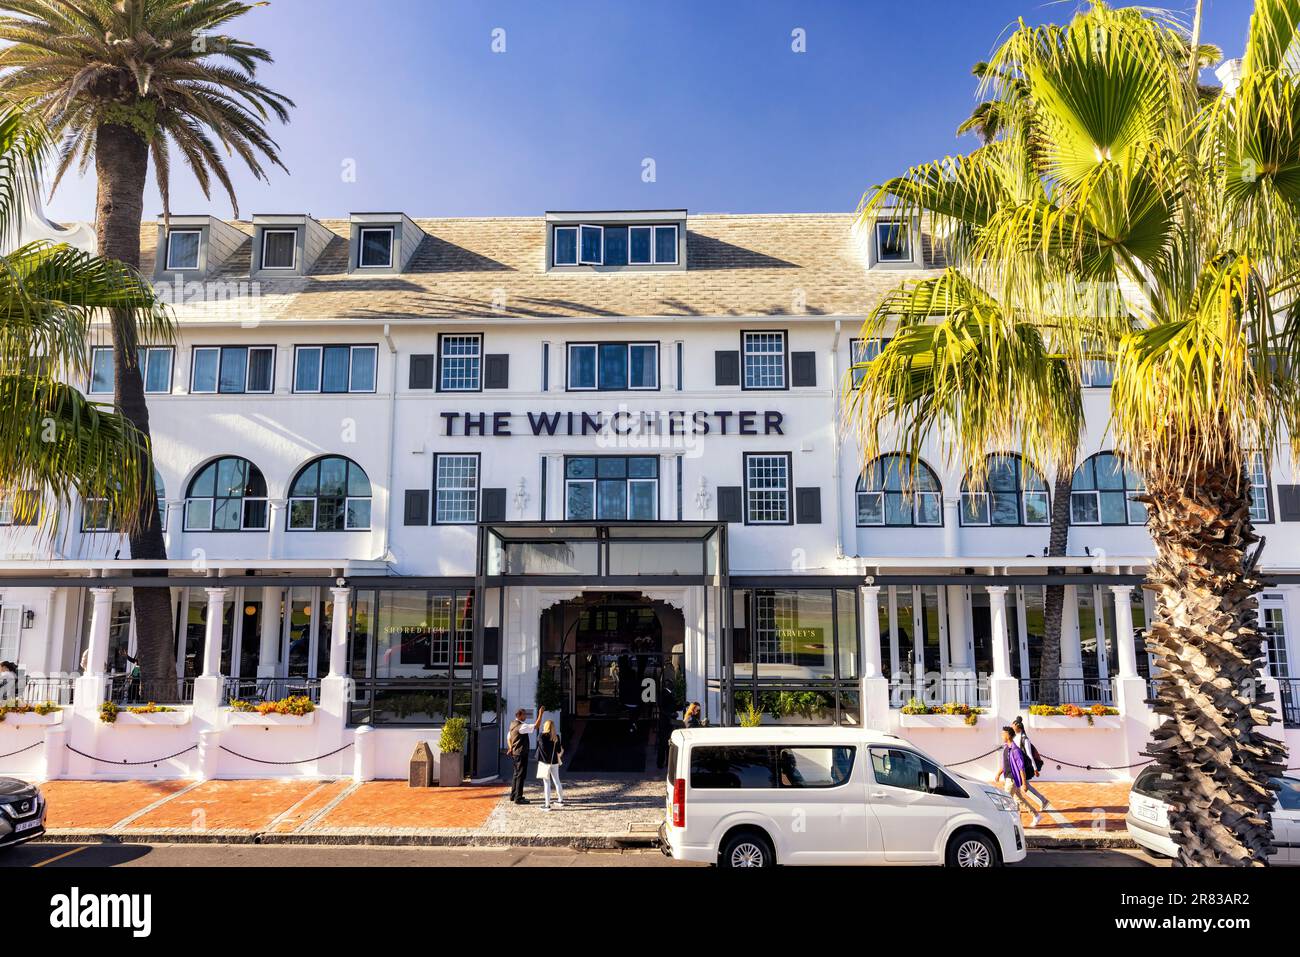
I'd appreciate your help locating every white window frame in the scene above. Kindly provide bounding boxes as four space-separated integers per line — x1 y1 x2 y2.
742 330 787 390
90 346 174 395
562 456 659 521
344 496 372 530
438 334 482 392
578 224 604 265
875 220 912 263
357 227 394 268
0 496 14 526
292 344 378 394
744 453 791 525
652 224 678 264
89 346 115 395
1247 451 1273 523
81 497 112 532
165 229 202 270
183 495 269 532
0 605 21 663
959 491 992 526
434 454 480 525
566 342 659 391
629 225 653 265
552 226 579 266
288 497 317 530
856 488 941 527
566 343 598 391
191 346 275 394
260 228 298 270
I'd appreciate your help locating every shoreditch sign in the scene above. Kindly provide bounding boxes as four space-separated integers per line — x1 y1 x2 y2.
439 409 785 437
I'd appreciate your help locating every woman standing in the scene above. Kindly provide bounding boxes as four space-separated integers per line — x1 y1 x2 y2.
683 701 704 728
535 719 565 811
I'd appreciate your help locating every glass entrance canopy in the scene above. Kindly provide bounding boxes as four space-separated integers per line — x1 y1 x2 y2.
479 522 726 584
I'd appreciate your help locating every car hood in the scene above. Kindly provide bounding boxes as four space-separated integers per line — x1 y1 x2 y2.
0 777 39 799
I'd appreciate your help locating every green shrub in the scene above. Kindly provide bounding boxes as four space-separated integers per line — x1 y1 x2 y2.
440 716 468 753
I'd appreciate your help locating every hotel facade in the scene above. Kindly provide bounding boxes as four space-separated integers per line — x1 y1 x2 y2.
1 206 1297 783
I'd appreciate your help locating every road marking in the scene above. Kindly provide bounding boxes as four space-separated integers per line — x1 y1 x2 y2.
294 780 361 833
265 780 334 833
32 846 88 868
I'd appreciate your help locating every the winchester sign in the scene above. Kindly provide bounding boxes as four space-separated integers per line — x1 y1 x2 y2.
439 409 785 437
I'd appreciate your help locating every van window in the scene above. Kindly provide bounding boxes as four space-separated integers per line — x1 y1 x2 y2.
666 742 679 781
690 746 777 789
870 747 967 798
777 747 855 788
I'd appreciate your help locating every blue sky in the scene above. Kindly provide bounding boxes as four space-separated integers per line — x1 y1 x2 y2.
44 0 1257 222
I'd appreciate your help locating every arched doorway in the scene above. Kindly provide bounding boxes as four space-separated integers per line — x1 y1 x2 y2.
540 591 684 773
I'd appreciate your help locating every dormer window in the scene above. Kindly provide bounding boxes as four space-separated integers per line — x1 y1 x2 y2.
358 227 394 268
875 221 912 263
547 212 685 271
165 230 201 270
261 229 297 270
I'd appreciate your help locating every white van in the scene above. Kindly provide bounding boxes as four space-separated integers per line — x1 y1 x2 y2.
660 727 1026 867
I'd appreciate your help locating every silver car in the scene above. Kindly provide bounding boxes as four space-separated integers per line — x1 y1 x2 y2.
1126 766 1300 864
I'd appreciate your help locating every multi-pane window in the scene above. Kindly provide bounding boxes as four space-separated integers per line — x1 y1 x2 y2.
875 221 911 262
742 331 787 389
288 456 372 531
754 591 797 665
293 345 378 393
857 454 942 526
1261 603 1290 679
191 346 274 394
438 334 482 391
261 229 297 269
165 229 201 270
564 456 659 520
1081 358 1115 388
81 498 112 532
566 342 658 390
184 456 269 531
1071 452 1147 525
427 593 474 667
435 454 479 524
1247 451 1273 523
552 223 678 266
848 337 888 388
744 453 791 524
0 496 13 526
89 346 174 395
960 454 1049 526
357 227 394 268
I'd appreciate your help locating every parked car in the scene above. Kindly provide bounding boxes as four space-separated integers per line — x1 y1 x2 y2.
1127 766 1300 864
0 777 46 850
660 727 1026 867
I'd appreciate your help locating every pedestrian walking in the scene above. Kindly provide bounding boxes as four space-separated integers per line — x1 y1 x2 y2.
535 719 565 810
1012 715 1051 812
506 708 541 804
994 725 1044 826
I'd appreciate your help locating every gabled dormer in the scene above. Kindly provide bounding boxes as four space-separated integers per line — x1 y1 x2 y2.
860 208 925 271
153 215 245 281
544 210 687 273
249 213 333 279
346 213 426 275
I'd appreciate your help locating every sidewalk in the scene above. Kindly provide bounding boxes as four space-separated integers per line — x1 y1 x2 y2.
34 777 1136 849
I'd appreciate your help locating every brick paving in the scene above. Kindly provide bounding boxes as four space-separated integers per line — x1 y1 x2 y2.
1017 781 1130 832
41 780 191 830
127 779 326 833
304 780 506 833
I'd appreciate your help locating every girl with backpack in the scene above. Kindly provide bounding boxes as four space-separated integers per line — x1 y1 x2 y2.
1012 715 1051 814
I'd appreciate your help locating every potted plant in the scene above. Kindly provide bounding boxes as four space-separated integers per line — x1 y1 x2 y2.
225 695 317 727
898 697 987 728
1026 703 1121 730
0 700 63 727
438 716 468 787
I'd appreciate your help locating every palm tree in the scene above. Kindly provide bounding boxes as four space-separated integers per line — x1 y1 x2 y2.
0 105 167 546
0 1 293 682
847 1 1297 865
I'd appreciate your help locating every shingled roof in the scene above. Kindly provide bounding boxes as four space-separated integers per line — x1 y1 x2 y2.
142 213 943 324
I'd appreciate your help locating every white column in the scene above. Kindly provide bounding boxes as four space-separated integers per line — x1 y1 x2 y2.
987 585 1011 679
84 587 116 677
257 586 282 678
861 586 883 679
946 585 972 672
1110 584 1139 679
942 497 960 557
328 586 351 679
1059 586 1084 680
201 587 228 678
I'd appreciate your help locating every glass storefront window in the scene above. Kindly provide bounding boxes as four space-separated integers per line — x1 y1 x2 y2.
835 588 859 680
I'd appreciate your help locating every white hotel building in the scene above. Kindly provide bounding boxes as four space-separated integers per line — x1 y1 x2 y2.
0 206 1297 782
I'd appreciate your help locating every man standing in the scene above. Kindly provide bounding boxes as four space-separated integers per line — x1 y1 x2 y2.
507 708 540 804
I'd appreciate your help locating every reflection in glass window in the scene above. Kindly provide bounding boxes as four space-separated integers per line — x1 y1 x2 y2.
856 454 942 526
184 456 268 531
288 456 372 530
564 456 658 520
777 747 855 788
960 454 1049 526
1071 451 1146 525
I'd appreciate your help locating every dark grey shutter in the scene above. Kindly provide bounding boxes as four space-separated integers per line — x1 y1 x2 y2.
796 487 822 524
409 354 434 390
791 351 817 387
715 350 740 386
403 489 429 526
1278 484 1300 522
480 488 507 522
483 354 510 389
717 486 743 523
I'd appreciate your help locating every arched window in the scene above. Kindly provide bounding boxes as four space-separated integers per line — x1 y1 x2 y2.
184 457 268 531
1071 452 1147 526
960 454 1049 526
288 456 372 530
856 454 942 527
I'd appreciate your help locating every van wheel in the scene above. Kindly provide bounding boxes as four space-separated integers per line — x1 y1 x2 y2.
720 830 774 868
946 830 1000 868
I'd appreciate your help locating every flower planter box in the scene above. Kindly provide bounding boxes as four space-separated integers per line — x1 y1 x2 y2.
1026 713 1121 731
0 710 63 728
224 710 316 728
109 710 191 727
898 712 988 729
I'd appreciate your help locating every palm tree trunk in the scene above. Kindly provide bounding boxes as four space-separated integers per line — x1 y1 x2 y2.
94 122 176 685
1038 466 1073 707
1144 453 1289 866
